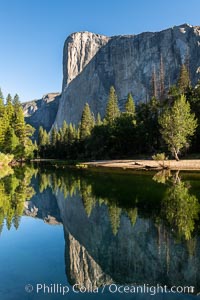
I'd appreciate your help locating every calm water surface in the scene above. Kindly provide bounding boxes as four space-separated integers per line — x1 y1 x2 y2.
0 164 200 300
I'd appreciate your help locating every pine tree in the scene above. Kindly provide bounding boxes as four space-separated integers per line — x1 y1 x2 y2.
0 110 9 150
177 64 190 93
13 106 26 139
38 126 49 146
51 127 57 146
96 113 102 126
80 103 94 140
61 121 68 141
13 94 20 109
125 93 135 116
6 94 14 122
0 89 4 117
3 127 19 153
38 126 44 145
105 86 120 123
63 124 69 144
68 123 76 145
108 204 122 236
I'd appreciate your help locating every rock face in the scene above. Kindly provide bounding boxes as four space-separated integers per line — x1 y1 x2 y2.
22 93 60 138
23 173 200 294
54 24 200 127
55 190 200 292
62 32 110 90
65 233 112 288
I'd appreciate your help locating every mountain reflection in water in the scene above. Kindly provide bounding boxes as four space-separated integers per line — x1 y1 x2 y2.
0 164 200 299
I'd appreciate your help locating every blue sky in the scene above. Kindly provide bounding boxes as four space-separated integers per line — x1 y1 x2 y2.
0 0 200 102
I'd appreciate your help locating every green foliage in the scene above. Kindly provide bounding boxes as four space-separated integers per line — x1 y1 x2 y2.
125 93 135 116
163 180 199 240
152 153 166 161
108 204 122 235
96 113 102 126
105 86 120 123
136 97 161 154
0 89 35 160
0 153 14 172
37 80 200 160
0 165 36 233
177 64 190 93
127 207 138 227
80 103 94 140
159 95 197 160
153 170 171 184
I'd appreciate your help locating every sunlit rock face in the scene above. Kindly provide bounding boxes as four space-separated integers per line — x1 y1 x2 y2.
54 24 200 127
62 32 110 90
65 232 113 289
55 190 200 291
24 186 62 224
22 93 60 138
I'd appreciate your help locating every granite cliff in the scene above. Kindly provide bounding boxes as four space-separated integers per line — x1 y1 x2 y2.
23 24 200 130
54 24 200 127
22 92 60 138
24 184 200 293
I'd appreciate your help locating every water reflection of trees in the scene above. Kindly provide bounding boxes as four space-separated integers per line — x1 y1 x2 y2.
0 165 36 233
2 165 198 240
154 170 200 240
36 169 141 235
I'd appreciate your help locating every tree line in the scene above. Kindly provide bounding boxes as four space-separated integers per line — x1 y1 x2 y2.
38 64 200 161
37 166 199 240
0 90 36 160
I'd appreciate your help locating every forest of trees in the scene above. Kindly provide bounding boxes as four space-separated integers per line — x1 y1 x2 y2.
37 64 200 161
0 63 200 162
0 90 36 161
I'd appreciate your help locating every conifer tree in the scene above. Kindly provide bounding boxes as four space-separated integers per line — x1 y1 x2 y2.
68 123 76 144
38 126 49 146
177 64 190 93
6 94 14 122
51 127 57 146
13 94 20 109
125 93 135 116
105 86 120 123
3 127 19 153
13 106 26 139
0 110 9 150
63 124 69 144
80 103 94 140
108 204 122 236
96 113 102 126
0 89 4 117
38 126 44 146
61 121 68 140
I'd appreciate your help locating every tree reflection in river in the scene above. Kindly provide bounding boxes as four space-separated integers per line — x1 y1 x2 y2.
0 165 36 233
154 170 200 240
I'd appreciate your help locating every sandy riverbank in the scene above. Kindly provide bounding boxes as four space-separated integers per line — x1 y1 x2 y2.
82 159 200 171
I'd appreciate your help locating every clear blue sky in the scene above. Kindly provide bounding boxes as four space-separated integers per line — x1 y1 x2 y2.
0 0 200 102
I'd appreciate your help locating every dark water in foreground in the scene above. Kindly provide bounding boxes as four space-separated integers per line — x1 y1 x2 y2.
0 164 200 300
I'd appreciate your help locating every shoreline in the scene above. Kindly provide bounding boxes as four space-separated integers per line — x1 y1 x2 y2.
80 159 200 171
